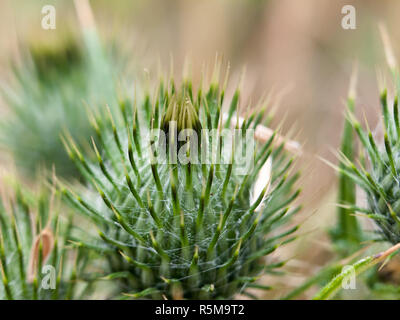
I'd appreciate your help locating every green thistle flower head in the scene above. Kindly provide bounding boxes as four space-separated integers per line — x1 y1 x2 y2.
0 181 85 299
342 89 400 244
62 67 301 299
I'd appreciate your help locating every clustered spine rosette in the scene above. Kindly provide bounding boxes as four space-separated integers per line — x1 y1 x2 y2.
0 184 85 299
61 68 301 300
340 89 400 244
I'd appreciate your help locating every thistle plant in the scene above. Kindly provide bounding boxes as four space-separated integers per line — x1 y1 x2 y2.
336 25 400 247
339 89 400 245
0 34 118 178
0 181 86 299
61 68 302 299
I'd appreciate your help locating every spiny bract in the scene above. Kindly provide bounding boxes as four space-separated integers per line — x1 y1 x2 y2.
342 89 400 244
62 69 301 299
0 183 85 299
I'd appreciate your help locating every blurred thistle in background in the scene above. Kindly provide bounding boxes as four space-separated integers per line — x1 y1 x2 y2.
0 28 122 179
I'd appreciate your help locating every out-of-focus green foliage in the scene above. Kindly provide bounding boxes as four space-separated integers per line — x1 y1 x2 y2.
330 89 363 256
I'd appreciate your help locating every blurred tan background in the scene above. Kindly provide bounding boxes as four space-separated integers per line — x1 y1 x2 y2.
1 0 399 298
